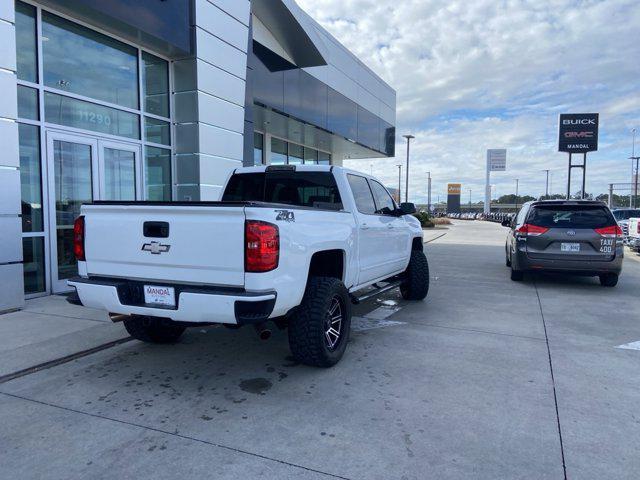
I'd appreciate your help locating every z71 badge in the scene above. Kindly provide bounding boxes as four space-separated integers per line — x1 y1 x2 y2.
275 210 295 222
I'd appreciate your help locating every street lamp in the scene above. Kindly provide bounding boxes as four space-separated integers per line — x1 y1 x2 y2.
396 164 402 204
403 135 415 203
542 169 550 198
427 171 432 212
468 189 472 209
631 128 639 208
515 178 520 212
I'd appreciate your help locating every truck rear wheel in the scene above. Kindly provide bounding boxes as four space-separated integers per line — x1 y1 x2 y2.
400 250 430 300
599 273 619 287
288 277 351 368
123 316 186 344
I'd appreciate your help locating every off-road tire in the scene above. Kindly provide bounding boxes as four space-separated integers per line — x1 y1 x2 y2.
400 250 430 301
123 316 186 344
599 273 619 287
288 277 351 368
510 268 524 281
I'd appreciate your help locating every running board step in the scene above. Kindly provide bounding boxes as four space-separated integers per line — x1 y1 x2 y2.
350 280 403 305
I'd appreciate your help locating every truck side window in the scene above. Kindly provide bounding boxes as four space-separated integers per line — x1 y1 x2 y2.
347 174 376 215
369 180 396 215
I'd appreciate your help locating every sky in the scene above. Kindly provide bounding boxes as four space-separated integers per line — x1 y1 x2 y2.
296 0 640 204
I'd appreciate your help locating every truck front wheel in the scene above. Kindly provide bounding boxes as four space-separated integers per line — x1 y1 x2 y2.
123 316 186 344
400 250 430 301
288 277 352 368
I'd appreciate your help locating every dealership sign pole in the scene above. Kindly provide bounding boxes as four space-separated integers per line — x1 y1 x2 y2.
484 149 507 215
558 113 599 199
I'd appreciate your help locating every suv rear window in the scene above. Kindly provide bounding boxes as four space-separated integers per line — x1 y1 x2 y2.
222 171 343 210
528 205 614 229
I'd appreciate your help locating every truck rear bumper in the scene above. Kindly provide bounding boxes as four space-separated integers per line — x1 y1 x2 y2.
68 277 276 325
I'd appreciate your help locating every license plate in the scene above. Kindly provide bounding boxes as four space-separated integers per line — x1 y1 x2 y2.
561 243 581 252
144 285 176 307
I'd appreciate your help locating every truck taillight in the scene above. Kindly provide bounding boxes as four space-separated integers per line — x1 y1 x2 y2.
73 216 86 261
516 224 549 237
595 225 623 238
245 220 279 273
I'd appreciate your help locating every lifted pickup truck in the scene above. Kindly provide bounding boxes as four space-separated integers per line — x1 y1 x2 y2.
68 166 429 367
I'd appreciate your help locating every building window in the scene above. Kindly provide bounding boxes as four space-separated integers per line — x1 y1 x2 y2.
254 132 264 165
144 117 171 146
142 52 170 118
15 1 37 83
271 137 287 165
17 85 39 120
145 147 172 201
319 151 331 165
288 143 303 164
42 11 139 109
304 147 318 164
19 124 43 233
23 237 46 295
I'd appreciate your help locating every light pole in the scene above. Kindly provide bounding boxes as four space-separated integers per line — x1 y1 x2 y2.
396 164 402 204
427 172 432 212
515 178 520 212
631 129 639 208
468 189 472 209
403 135 415 203
542 169 550 198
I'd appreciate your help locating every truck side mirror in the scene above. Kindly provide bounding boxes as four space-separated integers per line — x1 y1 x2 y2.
399 202 417 215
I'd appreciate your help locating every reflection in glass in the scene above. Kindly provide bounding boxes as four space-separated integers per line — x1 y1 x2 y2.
271 138 287 165
304 147 318 164
145 147 171 201
288 143 303 164
104 148 135 200
54 140 93 280
254 132 264 165
318 151 331 165
23 237 46 294
43 12 138 108
16 1 37 83
45 92 140 139
19 124 43 232
18 86 39 120
144 117 171 146
142 52 169 118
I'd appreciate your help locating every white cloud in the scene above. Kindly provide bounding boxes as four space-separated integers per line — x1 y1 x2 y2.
297 0 640 203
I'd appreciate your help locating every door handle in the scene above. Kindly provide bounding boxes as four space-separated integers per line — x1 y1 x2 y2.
387 224 394 229
361 223 369 230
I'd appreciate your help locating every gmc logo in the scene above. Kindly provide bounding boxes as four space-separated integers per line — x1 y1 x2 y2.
564 131 594 138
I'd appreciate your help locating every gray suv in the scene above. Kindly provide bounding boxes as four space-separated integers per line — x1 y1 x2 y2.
503 200 624 286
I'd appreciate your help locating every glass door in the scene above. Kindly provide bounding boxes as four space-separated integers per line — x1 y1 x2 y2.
46 132 142 293
46 132 98 293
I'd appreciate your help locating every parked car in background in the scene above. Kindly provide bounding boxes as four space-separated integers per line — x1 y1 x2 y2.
612 208 640 241
503 200 624 286
68 166 429 368
627 217 640 252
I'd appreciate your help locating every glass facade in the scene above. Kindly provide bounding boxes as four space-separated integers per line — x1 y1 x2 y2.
268 136 331 166
15 1 173 296
254 132 264 165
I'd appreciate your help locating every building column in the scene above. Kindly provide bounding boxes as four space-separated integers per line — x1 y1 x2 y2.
0 0 24 311
173 0 251 201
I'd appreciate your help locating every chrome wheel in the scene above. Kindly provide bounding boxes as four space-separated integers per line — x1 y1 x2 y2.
324 296 343 350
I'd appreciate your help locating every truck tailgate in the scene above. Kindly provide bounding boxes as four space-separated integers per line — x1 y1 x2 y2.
82 204 246 286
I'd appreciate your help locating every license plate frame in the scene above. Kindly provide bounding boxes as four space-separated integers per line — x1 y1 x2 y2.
560 243 581 253
143 285 176 307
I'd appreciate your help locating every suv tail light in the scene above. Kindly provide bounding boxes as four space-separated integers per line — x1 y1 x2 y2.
245 220 279 272
73 216 86 261
516 223 549 237
595 225 623 238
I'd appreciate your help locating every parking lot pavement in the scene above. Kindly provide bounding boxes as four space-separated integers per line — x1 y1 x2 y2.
1 221 639 479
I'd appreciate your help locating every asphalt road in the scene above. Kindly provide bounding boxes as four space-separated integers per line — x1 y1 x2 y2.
1 220 639 479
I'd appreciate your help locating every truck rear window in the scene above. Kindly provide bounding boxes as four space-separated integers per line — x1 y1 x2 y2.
222 172 343 210
527 205 614 229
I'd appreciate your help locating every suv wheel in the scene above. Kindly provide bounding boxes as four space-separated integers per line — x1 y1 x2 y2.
123 316 186 344
599 273 619 287
400 250 430 301
288 277 352 368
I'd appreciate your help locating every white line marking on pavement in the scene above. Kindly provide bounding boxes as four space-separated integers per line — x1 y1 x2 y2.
351 316 406 332
616 341 640 351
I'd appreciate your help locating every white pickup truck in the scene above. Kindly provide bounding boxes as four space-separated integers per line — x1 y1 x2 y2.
628 217 640 252
68 165 429 367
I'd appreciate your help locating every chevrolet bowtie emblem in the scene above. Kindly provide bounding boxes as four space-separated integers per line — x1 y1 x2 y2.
142 241 171 255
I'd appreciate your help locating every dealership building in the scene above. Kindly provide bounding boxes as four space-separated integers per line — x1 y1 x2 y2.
0 0 396 310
